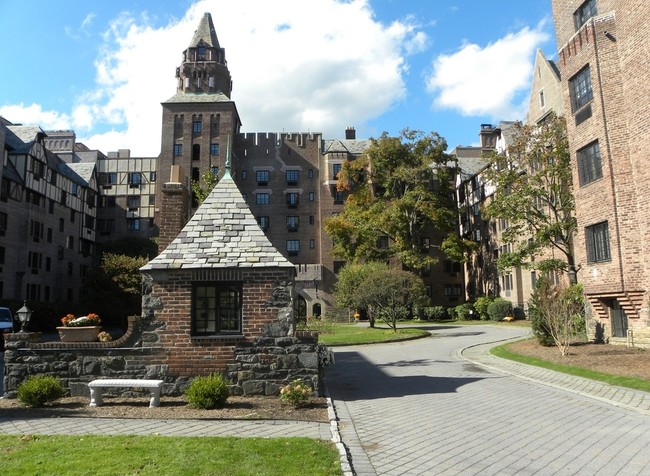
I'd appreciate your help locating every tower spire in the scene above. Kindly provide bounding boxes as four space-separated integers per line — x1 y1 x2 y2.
175 12 233 97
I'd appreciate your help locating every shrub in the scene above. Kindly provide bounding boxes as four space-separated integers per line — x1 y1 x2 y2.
452 303 475 321
17 375 65 407
280 379 313 408
423 306 447 321
474 296 493 320
185 373 230 409
487 298 513 321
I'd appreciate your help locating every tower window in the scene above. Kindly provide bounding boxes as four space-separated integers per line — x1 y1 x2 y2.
174 144 183 156
193 120 202 133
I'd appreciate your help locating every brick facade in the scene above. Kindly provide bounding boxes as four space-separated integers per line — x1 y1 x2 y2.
551 0 650 343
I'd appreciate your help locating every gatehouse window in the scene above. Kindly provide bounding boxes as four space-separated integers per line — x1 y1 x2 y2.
192 282 243 336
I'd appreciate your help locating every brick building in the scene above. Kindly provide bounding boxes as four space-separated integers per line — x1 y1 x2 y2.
551 0 650 344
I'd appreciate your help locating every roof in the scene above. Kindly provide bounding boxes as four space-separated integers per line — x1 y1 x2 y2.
163 92 233 104
4 125 45 153
189 13 220 49
65 162 96 185
141 172 295 271
322 139 371 156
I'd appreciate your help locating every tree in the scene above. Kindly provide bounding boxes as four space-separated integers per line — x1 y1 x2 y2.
84 237 156 326
334 261 389 328
482 114 577 281
191 169 220 205
325 129 474 271
355 269 429 332
528 278 585 356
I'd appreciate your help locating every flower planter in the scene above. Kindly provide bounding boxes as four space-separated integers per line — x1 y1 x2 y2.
56 326 102 342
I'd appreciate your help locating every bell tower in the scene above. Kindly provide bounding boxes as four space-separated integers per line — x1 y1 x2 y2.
176 12 233 97
156 12 241 222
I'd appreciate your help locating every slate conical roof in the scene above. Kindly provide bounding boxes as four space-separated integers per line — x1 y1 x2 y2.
141 171 294 271
189 12 220 49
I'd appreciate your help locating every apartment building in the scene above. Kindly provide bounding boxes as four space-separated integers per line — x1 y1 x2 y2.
551 0 650 344
0 119 97 304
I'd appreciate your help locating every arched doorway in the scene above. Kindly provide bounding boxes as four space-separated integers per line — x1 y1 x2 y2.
312 303 322 319
294 295 307 327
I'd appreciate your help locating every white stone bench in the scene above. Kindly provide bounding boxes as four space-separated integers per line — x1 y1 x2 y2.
88 379 164 408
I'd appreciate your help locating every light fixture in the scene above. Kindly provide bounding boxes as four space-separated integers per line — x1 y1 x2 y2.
16 301 33 333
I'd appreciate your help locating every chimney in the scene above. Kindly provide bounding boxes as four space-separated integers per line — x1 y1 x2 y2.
345 127 356 140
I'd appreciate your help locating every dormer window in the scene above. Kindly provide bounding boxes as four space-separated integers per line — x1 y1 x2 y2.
198 46 206 60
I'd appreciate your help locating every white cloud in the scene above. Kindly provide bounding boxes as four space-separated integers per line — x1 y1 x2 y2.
425 23 549 119
33 0 424 156
0 103 72 130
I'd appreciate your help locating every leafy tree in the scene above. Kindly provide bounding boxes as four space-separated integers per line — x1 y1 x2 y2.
191 169 220 205
355 269 429 332
83 237 155 326
325 129 474 271
482 114 577 282
334 261 389 328
528 278 585 355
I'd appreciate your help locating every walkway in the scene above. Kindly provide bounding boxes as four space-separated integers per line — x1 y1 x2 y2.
3 325 650 476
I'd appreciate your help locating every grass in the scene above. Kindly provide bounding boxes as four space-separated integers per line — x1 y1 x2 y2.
0 434 342 476
313 322 430 346
491 341 650 393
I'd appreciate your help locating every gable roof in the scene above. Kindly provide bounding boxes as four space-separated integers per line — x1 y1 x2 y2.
141 171 294 271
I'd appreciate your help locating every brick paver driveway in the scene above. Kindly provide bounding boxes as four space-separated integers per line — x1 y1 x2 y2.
326 324 650 476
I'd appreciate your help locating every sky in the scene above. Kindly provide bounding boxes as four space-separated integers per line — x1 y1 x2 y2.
0 0 556 157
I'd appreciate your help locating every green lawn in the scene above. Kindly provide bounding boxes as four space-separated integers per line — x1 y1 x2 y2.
314 322 430 346
491 342 650 393
0 435 342 476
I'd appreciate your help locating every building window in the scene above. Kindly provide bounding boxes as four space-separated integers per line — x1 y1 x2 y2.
309 239 315 249
256 193 270 205
211 166 219 176
241 170 248 180
150 171 157 182
174 144 183 156
577 141 602 186
444 260 462 274
377 236 389 249
309 192 315 202
539 90 545 108
570 66 593 112
286 170 299 185
332 163 342 179
192 120 202 133
308 169 314 179
0 212 6 236
129 172 142 186
210 143 219 156
127 196 141 210
502 274 513 292
192 144 201 161
287 216 299 232
309 215 314 225
67 236 74 249
192 282 242 335
127 218 141 231
586 221 611 263
286 192 299 208
256 170 269 186
257 216 269 231
287 240 300 256
574 0 597 31
334 190 345 204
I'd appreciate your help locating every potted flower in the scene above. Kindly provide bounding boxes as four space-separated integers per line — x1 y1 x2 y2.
57 313 102 342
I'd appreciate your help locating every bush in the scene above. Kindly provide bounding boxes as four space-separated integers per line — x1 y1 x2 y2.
452 303 475 321
17 375 65 407
423 306 448 321
185 373 230 409
474 296 493 320
487 298 513 321
280 379 313 408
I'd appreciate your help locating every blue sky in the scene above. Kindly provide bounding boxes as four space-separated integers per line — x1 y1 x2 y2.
0 0 556 156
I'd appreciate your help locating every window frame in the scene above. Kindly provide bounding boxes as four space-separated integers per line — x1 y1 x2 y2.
286 170 299 185
577 141 603 186
569 65 593 112
573 0 597 31
255 192 270 205
192 281 243 336
256 170 269 186
287 239 300 256
586 221 611 263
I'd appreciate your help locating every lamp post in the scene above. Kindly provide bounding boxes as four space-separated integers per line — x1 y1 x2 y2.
16 301 32 333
